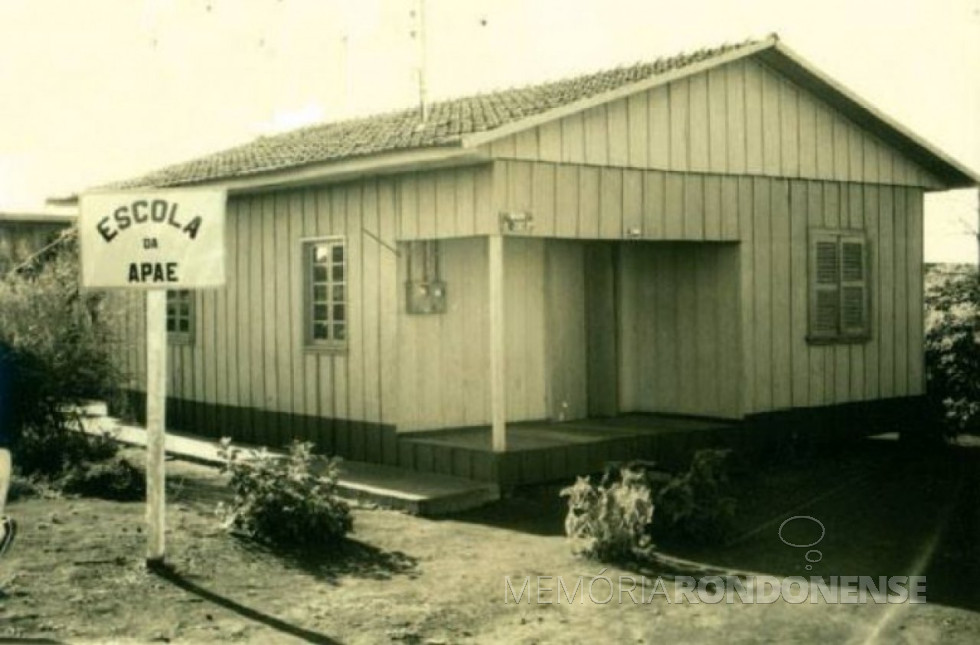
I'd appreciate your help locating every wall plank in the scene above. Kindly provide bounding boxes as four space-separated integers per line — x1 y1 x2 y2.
607 99 629 166
664 173 685 239
669 80 690 171
847 184 866 400
878 186 895 397
648 85 671 168
683 174 705 239
455 167 477 237
545 240 588 420
761 67 781 176
752 177 773 410
584 105 609 166
302 190 319 422
623 169 643 236
779 77 800 177
743 63 764 174
789 180 810 407
561 112 586 164
627 92 649 168
720 176 740 241
539 120 562 162
362 181 382 423
893 188 908 397
224 200 240 413
738 177 756 414
907 188 925 395
435 170 457 236
725 61 747 173
704 175 722 240
555 165 579 238
532 163 557 237
286 192 304 419
579 166 601 238
378 179 399 424
274 192 293 418
863 185 881 400
806 184 826 406
770 179 792 409
619 242 740 417
599 168 623 239
477 59 940 189
707 67 728 173
689 72 710 170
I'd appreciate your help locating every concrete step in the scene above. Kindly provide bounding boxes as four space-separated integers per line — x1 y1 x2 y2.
82 415 499 516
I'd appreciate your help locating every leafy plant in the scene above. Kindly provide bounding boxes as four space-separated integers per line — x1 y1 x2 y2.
924 266 980 437
59 455 146 501
643 448 737 546
560 466 654 560
216 439 353 549
0 234 129 478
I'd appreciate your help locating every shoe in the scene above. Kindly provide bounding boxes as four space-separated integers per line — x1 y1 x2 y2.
0 516 16 559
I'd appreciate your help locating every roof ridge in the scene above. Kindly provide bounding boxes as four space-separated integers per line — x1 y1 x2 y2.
96 36 777 190
238 36 766 140
423 36 763 107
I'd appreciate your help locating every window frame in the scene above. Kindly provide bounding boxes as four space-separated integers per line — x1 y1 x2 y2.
806 227 871 345
301 235 348 353
165 289 195 345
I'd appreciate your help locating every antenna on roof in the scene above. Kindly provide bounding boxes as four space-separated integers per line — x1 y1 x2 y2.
410 0 429 125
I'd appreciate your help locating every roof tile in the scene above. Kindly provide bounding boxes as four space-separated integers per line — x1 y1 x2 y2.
108 39 760 189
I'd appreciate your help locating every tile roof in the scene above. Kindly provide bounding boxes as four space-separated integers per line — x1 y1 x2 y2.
109 38 762 189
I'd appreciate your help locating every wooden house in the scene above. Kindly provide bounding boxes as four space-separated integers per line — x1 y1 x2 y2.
0 212 75 274
100 36 978 485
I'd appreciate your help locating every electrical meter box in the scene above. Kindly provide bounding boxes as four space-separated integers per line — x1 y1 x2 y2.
405 280 447 314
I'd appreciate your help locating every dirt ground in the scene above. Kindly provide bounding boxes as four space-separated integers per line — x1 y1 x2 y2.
2 441 980 644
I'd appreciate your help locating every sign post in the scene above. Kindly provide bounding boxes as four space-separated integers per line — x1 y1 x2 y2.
145 289 167 563
80 189 226 566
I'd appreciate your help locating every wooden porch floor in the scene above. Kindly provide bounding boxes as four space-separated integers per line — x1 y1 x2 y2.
396 414 736 487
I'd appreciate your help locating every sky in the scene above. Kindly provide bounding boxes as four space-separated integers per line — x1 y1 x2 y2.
0 0 978 262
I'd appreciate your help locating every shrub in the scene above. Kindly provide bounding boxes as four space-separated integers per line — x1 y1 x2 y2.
924 267 980 437
560 466 654 560
0 234 128 478
643 448 737 546
216 439 353 549
58 455 146 501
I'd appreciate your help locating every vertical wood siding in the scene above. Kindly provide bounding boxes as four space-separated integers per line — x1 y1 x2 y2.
395 165 494 240
618 242 742 418
484 58 943 190
115 164 928 435
492 159 742 242
117 180 402 436
736 178 926 415
544 240 589 421
395 237 548 430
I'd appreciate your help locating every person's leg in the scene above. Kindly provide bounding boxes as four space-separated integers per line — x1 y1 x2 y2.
0 447 9 518
0 447 14 557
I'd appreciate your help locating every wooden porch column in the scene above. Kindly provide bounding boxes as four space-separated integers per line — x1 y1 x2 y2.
488 234 506 451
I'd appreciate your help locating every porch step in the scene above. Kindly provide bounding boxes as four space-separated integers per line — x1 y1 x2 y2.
81 415 499 516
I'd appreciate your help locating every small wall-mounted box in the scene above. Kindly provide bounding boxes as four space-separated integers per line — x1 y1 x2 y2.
405 280 447 314
500 210 534 234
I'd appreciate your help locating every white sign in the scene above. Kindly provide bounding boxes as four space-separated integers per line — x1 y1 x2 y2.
80 189 227 288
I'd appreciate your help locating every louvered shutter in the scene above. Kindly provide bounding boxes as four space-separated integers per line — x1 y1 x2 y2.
809 234 841 339
839 235 869 337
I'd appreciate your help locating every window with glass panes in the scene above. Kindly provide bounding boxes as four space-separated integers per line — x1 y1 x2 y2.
305 238 347 347
166 290 194 343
